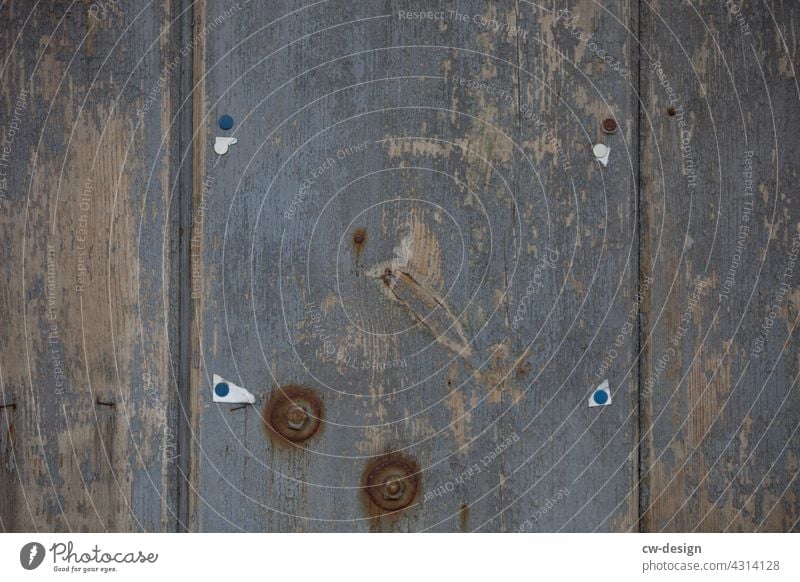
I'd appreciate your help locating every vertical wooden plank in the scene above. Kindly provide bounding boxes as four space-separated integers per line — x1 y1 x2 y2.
640 0 800 531
190 0 520 531
0 1 182 531
191 0 638 531
502 0 640 532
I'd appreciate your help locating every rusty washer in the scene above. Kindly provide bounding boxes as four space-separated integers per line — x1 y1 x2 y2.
363 453 420 512
263 385 322 443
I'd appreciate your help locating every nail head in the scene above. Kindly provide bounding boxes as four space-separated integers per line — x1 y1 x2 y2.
602 118 618 134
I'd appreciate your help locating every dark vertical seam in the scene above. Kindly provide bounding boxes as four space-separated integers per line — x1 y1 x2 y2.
635 0 647 533
513 0 523 130
499 0 523 532
175 0 194 533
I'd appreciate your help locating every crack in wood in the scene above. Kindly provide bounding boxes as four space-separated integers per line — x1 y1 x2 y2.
369 263 473 359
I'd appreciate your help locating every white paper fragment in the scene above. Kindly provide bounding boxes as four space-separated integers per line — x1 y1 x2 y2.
214 137 238 155
212 374 255 404
593 143 610 167
588 379 612 407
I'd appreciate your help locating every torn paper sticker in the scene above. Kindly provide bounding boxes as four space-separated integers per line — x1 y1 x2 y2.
588 379 611 407
213 374 255 404
214 137 238 155
593 143 610 167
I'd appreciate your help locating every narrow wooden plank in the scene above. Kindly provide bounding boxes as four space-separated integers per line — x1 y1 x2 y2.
0 1 182 531
639 0 800 531
500 0 640 532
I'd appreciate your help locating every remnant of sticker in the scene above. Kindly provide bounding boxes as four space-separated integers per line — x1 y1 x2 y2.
588 379 611 407
213 374 255 404
214 137 238 155
592 143 610 167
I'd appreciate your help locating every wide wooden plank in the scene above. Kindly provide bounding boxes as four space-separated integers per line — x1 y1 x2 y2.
0 1 183 531
190 0 640 532
639 0 800 532
190 0 513 532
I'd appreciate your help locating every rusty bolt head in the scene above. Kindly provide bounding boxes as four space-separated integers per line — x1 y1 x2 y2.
286 405 309 430
263 386 322 443
382 476 405 500
602 118 618 134
363 454 419 512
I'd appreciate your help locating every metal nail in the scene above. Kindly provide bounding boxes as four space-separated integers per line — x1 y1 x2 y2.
602 118 618 134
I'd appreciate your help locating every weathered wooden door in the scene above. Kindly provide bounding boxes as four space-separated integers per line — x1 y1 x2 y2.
1 0 798 532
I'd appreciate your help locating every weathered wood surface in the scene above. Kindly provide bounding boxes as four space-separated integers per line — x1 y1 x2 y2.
0 0 798 532
504 0 640 532
0 1 183 531
189 0 640 532
192 0 524 533
639 0 800 532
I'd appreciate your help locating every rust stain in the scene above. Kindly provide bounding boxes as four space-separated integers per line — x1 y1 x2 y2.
352 227 368 277
262 385 323 445
362 453 420 517
353 227 367 249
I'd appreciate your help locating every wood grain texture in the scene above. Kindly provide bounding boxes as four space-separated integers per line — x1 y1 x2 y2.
639 0 800 532
503 0 641 533
1 0 798 533
191 0 517 532
189 0 640 532
0 1 182 531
